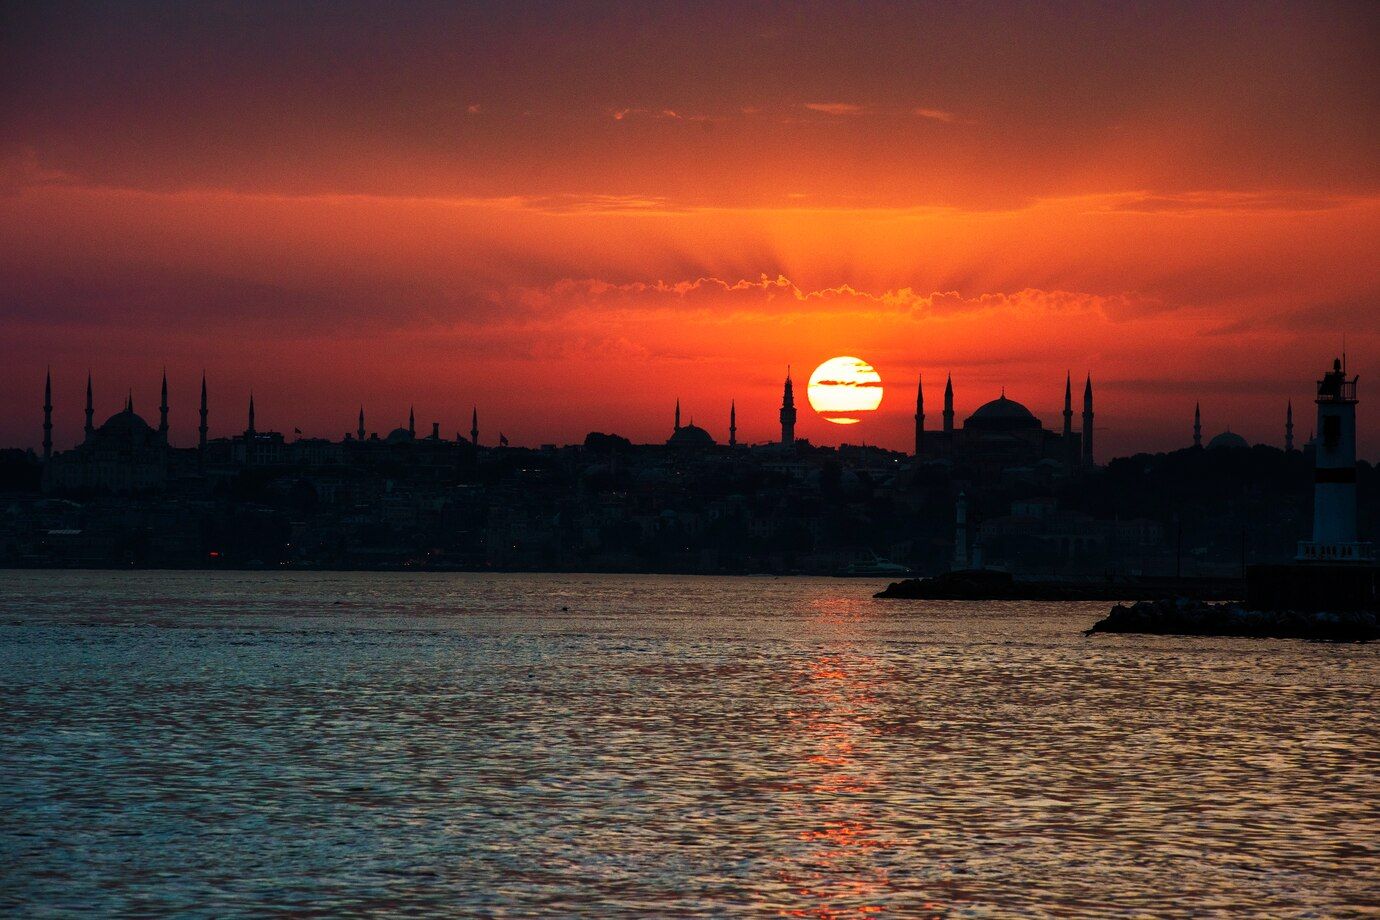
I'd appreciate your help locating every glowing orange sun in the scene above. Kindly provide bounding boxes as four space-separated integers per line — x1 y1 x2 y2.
807 356 884 425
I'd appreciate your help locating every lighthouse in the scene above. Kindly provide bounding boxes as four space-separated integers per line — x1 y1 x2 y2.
1297 357 1373 562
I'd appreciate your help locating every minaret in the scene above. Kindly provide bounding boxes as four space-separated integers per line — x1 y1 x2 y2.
942 374 954 435
914 374 924 456
84 373 95 441
42 368 53 461
158 369 169 442
247 392 256 435
1299 357 1363 561
408 405 415 438
953 491 968 570
674 398 681 432
1063 372 1075 466
357 406 365 441
779 368 796 446
1285 400 1295 452
471 406 479 446
1062 372 1073 439
198 373 208 451
243 392 256 467
1194 402 1202 448
126 390 133 413
1081 374 1094 466
729 400 737 447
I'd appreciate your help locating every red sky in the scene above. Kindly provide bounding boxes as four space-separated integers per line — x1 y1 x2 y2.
3 1 1378 456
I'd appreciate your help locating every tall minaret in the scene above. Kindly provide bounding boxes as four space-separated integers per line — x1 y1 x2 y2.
1285 400 1295 452
674 398 681 432
247 392 256 435
1081 374 1094 466
1194 402 1202 448
408 405 415 438
729 400 737 447
42 368 53 461
84 373 95 442
357 406 365 441
158 369 169 442
471 406 479 446
1063 372 1074 466
1062 372 1073 439
914 374 924 456
1302 357 1360 556
198 373 208 451
942 374 954 435
779 368 796 446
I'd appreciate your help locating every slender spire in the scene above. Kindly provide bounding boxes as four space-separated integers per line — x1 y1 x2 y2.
357 406 365 441
779 367 797 446
729 399 737 447
84 372 95 440
1193 401 1202 448
942 373 954 435
1285 399 1295 452
158 368 169 440
247 391 255 435
408 405 415 438
42 367 53 461
914 373 924 457
126 389 133 413
1081 374 1094 467
198 372 208 452
674 398 681 431
470 406 479 446
1062 372 1073 435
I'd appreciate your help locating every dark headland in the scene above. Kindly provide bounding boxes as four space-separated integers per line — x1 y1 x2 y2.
874 569 1241 602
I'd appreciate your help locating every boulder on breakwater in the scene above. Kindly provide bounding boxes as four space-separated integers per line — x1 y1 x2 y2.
1087 597 1378 642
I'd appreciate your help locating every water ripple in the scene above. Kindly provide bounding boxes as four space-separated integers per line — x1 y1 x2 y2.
1 571 1376 918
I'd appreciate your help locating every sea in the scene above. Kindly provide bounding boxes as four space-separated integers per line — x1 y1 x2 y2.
1 571 1376 918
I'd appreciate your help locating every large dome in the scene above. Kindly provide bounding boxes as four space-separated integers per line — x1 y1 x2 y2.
1207 430 1250 450
97 408 154 437
666 424 715 448
964 395 1041 431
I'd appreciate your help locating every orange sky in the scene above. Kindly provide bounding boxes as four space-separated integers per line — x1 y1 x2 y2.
2 1 1378 456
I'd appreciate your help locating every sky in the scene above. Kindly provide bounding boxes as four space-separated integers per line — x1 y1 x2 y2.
3 0 1378 456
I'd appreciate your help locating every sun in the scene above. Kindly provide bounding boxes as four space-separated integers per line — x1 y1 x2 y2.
807 356 884 425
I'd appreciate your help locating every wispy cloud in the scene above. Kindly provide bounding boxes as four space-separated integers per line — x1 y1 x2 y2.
804 102 864 116
518 274 1155 321
1104 190 1358 214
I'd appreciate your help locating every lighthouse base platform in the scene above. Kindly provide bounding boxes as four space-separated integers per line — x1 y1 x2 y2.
1246 563 1380 612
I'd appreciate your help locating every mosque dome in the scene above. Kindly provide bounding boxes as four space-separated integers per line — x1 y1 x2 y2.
666 423 715 448
97 407 154 438
1207 430 1250 451
964 395 1041 431
385 427 415 444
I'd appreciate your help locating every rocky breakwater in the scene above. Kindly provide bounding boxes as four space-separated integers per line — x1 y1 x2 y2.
1088 597 1379 642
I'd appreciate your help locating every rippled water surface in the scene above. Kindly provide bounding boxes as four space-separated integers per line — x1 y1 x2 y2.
2 571 1377 917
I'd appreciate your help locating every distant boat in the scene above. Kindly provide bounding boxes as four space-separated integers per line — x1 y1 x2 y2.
837 553 912 577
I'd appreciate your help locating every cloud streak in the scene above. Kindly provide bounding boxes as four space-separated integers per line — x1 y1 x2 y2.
803 102 865 116
519 275 1156 322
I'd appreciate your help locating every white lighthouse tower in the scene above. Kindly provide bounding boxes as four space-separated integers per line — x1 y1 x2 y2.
1297 356 1373 562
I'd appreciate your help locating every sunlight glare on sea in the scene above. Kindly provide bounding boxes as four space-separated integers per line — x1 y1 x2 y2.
2 572 1376 917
